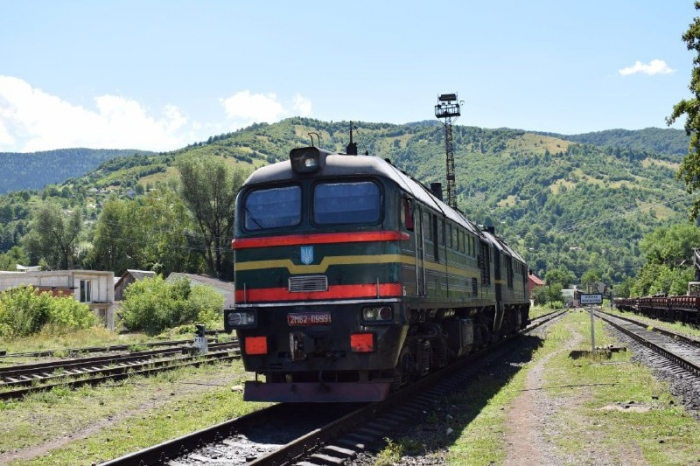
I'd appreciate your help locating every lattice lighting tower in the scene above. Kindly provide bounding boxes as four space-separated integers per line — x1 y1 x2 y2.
435 93 462 209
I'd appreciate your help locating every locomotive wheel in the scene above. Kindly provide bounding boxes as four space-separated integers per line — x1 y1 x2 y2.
391 345 416 391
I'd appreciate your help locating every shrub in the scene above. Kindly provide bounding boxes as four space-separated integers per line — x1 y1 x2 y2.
121 276 223 335
0 285 96 339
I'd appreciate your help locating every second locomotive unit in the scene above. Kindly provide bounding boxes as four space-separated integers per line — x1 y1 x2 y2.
225 139 530 402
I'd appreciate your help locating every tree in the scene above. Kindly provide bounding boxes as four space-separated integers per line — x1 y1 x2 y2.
668 2 700 219
177 155 249 280
88 197 146 274
121 276 223 334
544 266 575 289
22 204 83 269
580 268 602 292
0 246 28 271
638 223 700 267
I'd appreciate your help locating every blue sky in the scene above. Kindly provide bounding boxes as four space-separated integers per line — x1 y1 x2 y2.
0 1 696 152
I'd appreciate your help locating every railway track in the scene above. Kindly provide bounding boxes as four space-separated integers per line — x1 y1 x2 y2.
0 341 240 401
102 311 566 466
0 332 227 360
600 310 700 348
595 309 700 377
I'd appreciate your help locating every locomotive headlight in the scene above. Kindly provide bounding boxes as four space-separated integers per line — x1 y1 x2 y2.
363 307 378 321
290 148 322 174
226 310 257 329
362 306 393 323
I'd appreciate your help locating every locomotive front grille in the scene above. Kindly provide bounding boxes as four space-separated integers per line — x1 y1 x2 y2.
289 275 328 292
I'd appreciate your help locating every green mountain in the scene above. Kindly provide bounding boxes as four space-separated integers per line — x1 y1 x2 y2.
535 127 689 156
0 148 154 194
0 118 694 285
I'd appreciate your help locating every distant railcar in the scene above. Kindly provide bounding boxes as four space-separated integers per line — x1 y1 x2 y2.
615 296 700 325
225 145 530 402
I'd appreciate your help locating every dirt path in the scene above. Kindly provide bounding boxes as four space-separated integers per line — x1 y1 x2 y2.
503 324 584 465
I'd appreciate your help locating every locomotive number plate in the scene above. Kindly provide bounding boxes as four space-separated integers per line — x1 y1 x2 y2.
287 312 332 326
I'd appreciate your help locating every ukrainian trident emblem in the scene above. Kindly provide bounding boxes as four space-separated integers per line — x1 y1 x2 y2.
300 246 314 265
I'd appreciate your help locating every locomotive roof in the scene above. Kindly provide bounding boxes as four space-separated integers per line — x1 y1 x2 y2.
481 230 526 264
245 150 483 236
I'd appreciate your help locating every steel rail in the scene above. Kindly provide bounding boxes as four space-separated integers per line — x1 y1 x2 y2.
101 310 566 466
0 348 240 401
595 311 700 377
0 342 238 389
0 336 230 359
597 309 700 348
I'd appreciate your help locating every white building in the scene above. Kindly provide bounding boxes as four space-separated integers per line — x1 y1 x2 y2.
0 270 116 330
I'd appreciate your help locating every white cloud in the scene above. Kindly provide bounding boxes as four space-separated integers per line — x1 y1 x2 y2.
618 59 675 76
221 90 313 129
0 76 199 152
292 93 312 116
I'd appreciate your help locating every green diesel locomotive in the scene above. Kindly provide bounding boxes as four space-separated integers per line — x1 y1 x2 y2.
225 144 530 402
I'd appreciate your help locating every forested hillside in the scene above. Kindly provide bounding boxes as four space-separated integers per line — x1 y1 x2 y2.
0 118 694 289
537 128 689 157
0 148 153 194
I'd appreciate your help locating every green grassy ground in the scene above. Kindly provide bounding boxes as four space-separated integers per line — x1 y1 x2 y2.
377 311 700 465
0 360 264 465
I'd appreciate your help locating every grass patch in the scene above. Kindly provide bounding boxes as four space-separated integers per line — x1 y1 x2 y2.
542 312 700 465
0 327 160 355
529 305 559 320
445 320 570 464
0 360 263 465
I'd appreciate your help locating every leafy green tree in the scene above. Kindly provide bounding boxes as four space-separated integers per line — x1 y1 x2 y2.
545 283 563 305
531 285 547 305
580 269 602 292
638 223 700 267
668 1 700 219
121 276 223 335
0 246 29 271
544 266 575 289
22 204 83 269
138 186 204 276
88 197 146 274
177 155 249 279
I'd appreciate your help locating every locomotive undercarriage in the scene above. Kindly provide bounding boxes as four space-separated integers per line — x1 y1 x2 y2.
241 301 529 402
389 303 527 389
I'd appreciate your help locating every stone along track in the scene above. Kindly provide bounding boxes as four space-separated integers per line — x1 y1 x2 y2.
595 309 700 376
102 311 566 466
0 341 240 401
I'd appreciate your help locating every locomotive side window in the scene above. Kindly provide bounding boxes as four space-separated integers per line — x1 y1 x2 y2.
423 211 432 241
402 197 414 231
245 185 301 230
314 181 380 225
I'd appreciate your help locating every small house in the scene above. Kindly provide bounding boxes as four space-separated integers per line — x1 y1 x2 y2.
0 270 116 329
114 269 156 301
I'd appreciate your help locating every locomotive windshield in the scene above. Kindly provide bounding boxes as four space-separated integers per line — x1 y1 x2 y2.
244 185 301 230
313 181 380 225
